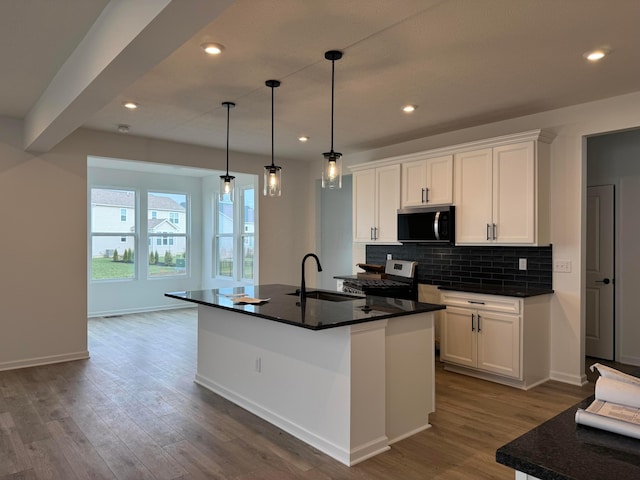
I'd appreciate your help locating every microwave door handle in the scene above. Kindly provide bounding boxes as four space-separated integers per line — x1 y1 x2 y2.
434 211 440 241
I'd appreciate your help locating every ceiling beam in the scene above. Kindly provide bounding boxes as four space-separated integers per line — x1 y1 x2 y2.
23 0 234 153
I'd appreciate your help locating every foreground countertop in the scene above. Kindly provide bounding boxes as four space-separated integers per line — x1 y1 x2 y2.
496 395 640 479
166 283 444 330
438 283 553 297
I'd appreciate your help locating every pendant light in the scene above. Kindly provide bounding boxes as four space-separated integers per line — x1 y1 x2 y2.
322 50 343 189
220 101 236 202
264 80 282 197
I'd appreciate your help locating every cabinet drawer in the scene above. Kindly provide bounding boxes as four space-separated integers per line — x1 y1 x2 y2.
440 291 521 314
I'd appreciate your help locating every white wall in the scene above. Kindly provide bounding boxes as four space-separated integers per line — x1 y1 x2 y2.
345 91 640 385
0 123 315 371
587 129 640 366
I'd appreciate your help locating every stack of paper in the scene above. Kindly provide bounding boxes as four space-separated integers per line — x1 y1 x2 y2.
575 363 640 439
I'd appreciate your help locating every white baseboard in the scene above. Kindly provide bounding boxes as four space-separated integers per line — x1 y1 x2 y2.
549 369 588 386
0 350 89 372
88 304 196 318
618 355 640 367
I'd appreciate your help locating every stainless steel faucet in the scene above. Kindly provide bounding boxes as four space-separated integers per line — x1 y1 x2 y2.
300 253 323 303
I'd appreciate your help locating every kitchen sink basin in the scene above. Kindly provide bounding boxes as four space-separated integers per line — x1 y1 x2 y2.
288 290 363 302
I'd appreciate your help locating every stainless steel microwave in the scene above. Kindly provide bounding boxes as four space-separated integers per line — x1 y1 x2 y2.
397 205 455 244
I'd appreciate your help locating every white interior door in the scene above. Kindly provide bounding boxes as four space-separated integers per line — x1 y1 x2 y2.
586 185 614 360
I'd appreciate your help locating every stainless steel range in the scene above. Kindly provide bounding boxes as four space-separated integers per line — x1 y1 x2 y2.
342 259 418 300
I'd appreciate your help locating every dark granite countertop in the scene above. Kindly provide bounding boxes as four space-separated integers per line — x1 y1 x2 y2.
496 395 640 479
438 284 553 298
165 283 444 331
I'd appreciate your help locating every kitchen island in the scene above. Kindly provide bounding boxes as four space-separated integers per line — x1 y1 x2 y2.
166 284 444 466
496 394 640 479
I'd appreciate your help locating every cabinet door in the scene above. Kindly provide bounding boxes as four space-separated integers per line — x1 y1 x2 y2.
441 306 476 368
425 155 453 205
353 169 376 242
476 311 521 378
375 164 400 242
454 148 493 244
493 141 535 244
401 159 428 207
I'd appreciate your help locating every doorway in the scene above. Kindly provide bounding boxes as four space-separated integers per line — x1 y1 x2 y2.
586 128 640 366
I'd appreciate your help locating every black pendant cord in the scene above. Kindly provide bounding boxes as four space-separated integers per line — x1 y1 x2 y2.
330 57 335 153
225 103 230 175
271 83 275 167
323 50 342 158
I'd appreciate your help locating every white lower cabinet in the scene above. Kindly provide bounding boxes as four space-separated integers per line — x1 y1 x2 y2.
441 291 551 389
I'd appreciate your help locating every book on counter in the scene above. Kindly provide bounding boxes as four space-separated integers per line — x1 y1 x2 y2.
575 363 640 439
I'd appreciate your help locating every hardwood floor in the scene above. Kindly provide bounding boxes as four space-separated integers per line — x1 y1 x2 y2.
0 308 603 479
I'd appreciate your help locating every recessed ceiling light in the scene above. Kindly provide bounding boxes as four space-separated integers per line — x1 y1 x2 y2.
583 48 610 62
298 136 309 143
117 124 130 133
201 42 225 55
402 105 417 113
123 101 139 110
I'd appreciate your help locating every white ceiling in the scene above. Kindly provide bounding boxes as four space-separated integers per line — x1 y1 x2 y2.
2 0 639 161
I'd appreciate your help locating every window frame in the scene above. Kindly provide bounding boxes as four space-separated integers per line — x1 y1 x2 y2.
214 185 255 282
90 187 138 282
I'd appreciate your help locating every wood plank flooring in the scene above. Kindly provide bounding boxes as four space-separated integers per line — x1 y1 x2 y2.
0 308 606 479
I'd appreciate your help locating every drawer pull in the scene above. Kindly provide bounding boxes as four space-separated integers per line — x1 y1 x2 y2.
468 300 485 305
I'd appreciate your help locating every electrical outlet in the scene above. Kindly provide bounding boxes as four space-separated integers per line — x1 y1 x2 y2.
255 357 262 373
518 258 527 270
387 253 392 260
554 260 572 273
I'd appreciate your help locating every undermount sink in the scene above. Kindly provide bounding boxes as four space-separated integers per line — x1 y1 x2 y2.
288 290 363 302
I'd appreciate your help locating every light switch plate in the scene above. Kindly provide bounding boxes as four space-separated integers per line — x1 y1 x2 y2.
554 260 572 273
519 258 527 270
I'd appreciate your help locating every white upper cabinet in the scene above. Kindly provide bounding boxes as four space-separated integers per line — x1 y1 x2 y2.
454 133 552 246
350 129 554 246
352 164 400 243
401 154 453 207
453 148 493 243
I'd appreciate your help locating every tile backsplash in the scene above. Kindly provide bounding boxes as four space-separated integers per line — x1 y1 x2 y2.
367 244 552 289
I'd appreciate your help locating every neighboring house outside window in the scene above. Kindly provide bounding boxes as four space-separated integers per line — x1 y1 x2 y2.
90 188 189 280
215 186 255 281
90 188 136 280
147 192 188 277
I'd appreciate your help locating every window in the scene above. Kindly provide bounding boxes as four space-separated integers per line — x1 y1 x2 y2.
148 192 188 277
241 188 255 280
216 197 234 277
90 188 136 280
215 186 255 281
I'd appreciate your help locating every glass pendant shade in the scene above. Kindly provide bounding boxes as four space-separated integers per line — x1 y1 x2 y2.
322 50 343 189
264 165 282 196
219 101 236 202
219 174 235 202
322 151 342 189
